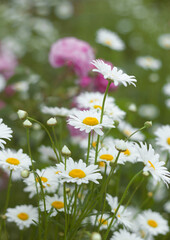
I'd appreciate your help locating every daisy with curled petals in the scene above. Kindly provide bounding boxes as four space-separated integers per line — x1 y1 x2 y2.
56 157 102 185
40 194 66 217
137 209 169 236
6 205 38 230
110 229 143 240
96 28 125 51
155 125 170 153
67 110 115 136
106 194 132 229
0 149 31 171
91 59 137 87
24 168 59 198
135 142 170 187
0 118 13 149
76 91 115 109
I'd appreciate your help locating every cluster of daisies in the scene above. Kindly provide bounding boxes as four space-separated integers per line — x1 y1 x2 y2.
0 60 170 239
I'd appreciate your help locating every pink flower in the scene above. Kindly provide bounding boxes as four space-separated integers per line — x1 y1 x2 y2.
49 37 95 77
79 76 92 87
0 43 18 80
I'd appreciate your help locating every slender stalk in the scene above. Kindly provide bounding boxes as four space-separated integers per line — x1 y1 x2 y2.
52 126 61 162
103 170 143 240
27 117 59 162
4 170 12 214
86 133 91 165
94 81 111 164
125 126 146 142
26 129 41 240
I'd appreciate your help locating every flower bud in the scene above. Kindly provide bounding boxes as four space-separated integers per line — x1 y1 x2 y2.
91 232 102 240
47 117 57 126
23 119 32 128
144 121 152 128
61 145 71 157
0 214 7 220
114 120 119 127
17 110 28 120
128 103 137 112
21 169 30 178
143 171 149 176
115 140 127 152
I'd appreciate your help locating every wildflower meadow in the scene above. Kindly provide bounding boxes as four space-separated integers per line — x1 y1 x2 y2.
0 0 170 240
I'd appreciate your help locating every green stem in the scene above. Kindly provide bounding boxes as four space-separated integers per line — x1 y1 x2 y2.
125 126 146 142
52 126 61 162
95 81 111 164
64 183 68 240
26 129 41 240
4 170 12 214
86 133 91 165
27 117 59 162
104 170 143 240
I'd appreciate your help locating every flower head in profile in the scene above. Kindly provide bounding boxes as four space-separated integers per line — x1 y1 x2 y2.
0 118 13 149
91 59 137 87
106 194 132 229
0 149 31 171
96 28 125 51
67 110 115 136
155 125 170 153
90 212 113 230
6 205 38 230
135 142 170 187
137 209 169 236
56 157 102 185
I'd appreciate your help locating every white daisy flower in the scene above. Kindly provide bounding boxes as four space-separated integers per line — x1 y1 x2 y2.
155 125 170 153
0 119 13 149
162 82 170 97
89 147 117 165
76 91 115 109
165 98 170 109
56 157 102 185
41 105 74 117
137 209 169 236
0 149 31 171
158 34 170 49
138 104 159 120
106 194 132 229
67 110 115 136
110 229 143 240
24 168 59 198
40 194 65 217
6 205 38 230
38 145 58 162
96 28 125 51
118 121 145 141
117 141 139 164
90 212 113 230
91 59 137 87
104 103 126 121
136 56 161 70
135 142 170 186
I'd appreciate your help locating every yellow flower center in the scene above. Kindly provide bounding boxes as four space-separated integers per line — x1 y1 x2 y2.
148 161 155 170
124 149 131 156
98 218 108 225
167 137 170 145
105 40 112 46
147 219 158 228
56 171 61 174
6 158 20 165
93 105 102 110
92 141 97 148
100 154 114 161
89 99 98 103
51 201 64 209
17 212 29 221
69 169 86 178
82 117 99 126
123 129 131 136
98 161 106 167
36 176 48 183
